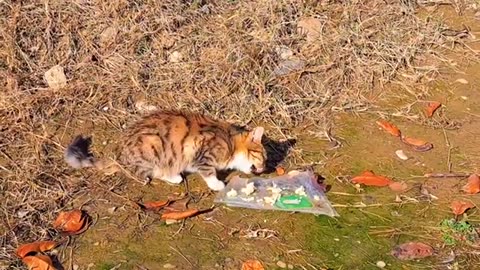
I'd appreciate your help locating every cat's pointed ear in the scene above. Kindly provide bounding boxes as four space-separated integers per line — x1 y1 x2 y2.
249 127 264 143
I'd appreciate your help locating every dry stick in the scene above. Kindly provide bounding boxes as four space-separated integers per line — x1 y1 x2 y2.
169 245 194 267
442 128 453 172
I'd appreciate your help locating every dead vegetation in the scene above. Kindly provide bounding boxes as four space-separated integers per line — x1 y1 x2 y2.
0 0 478 268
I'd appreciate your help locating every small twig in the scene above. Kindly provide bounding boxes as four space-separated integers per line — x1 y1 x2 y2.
169 245 194 267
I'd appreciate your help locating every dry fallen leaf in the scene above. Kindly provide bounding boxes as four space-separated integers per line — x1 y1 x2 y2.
17 241 58 258
44 65 67 90
389 181 409 193
140 200 170 210
391 242 434 260
53 209 89 235
451 200 475 216
400 136 433 152
297 17 322 42
241 260 265 270
462 174 480 194
161 209 200 220
22 254 56 270
376 120 401 137
426 101 441 118
275 166 285 176
352 171 393 187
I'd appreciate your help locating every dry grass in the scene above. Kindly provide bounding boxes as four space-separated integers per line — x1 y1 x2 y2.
0 0 477 268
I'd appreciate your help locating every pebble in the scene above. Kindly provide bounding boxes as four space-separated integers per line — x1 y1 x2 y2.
169 51 183 63
376 261 386 268
102 106 109 111
163 263 176 269
276 261 287 268
73 265 79 270
288 264 294 269
455 78 468 84
395 150 408 160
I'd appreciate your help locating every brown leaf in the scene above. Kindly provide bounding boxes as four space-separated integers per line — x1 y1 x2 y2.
161 209 200 220
451 200 475 216
53 209 89 235
391 242 433 260
241 260 265 270
22 254 56 270
389 181 409 193
462 174 480 194
275 166 285 176
400 136 433 152
352 171 393 187
426 101 441 118
140 200 170 210
376 120 401 137
17 241 58 258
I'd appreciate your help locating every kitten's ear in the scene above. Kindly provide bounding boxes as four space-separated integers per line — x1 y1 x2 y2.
249 127 264 143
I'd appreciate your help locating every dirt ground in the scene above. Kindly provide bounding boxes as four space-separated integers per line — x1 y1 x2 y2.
2 1 480 270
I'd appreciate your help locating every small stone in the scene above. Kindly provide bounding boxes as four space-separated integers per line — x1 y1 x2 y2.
108 206 117 214
461 96 468 100
102 141 107 145
93 242 100 246
376 261 386 268
165 219 180 225
163 263 176 269
169 51 183 63
44 65 67 89
276 261 287 268
288 264 294 269
475 11 480 20
395 150 408 160
17 210 29 218
334 238 340 241
73 265 79 270
455 78 468 84
103 106 109 111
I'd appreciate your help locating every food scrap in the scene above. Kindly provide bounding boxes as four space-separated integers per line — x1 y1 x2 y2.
451 200 475 216
376 120 401 137
351 170 393 187
53 209 90 235
400 136 433 152
425 101 441 118
462 174 480 194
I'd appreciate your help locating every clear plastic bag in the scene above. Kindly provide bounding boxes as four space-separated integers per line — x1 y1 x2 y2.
214 169 338 217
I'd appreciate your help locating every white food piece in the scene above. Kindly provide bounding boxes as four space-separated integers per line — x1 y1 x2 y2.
376 261 386 268
264 194 280 205
395 150 409 160
241 182 256 195
226 189 238 197
267 184 282 195
295 186 306 196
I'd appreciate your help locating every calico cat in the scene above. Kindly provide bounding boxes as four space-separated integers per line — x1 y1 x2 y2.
64 110 267 191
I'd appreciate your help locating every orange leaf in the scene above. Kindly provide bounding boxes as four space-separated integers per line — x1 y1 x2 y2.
389 181 409 193
426 101 441 118
352 171 393 187
161 209 199 220
141 200 169 210
53 210 89 235
451 200 475 216
391 242 433 260
17 241 58 258
400 136 433 152
376 120 401 137
22 254 56 270
275 167 285 176
242 260 265 270
462 174 480 194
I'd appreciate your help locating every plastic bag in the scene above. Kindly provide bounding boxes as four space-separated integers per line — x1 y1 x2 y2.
214 169 338 217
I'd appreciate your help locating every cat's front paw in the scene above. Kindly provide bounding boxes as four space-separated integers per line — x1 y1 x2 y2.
207 180 225 191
